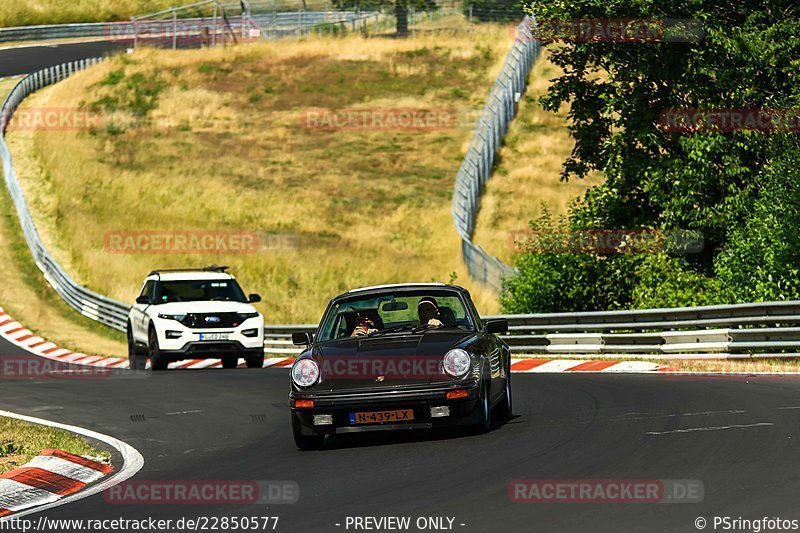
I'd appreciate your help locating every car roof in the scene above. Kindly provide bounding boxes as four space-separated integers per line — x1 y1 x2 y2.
333 283 469 301
146 271 234 282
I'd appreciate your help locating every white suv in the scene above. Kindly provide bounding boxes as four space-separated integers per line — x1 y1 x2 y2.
127 267 265 370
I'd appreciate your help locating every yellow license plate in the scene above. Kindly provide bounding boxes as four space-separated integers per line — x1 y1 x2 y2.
349 409 414 425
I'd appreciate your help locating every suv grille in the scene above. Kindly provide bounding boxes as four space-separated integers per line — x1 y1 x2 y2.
182 313 243 329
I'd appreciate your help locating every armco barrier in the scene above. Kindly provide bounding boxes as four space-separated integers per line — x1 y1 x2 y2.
0 59 131 332
266 301 800 358
0 12 366 44
451 16 540 291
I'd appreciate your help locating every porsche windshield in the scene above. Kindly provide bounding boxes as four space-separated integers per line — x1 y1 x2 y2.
317 290 474 342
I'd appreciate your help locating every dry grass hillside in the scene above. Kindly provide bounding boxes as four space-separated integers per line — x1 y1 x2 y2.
9 29 515 323
0 0 177 27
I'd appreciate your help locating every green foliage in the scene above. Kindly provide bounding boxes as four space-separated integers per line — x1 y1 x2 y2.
500 209 640 313
464 0 524 22
502 0 800 313
91 66 164 118
714 149 800 302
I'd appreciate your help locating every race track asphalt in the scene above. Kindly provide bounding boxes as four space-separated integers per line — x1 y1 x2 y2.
0 40 132 77
3 334 800 532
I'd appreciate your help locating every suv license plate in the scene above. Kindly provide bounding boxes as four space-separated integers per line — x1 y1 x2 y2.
199 333 229 341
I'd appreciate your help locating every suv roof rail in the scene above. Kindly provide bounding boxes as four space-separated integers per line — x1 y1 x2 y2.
148 265 230 277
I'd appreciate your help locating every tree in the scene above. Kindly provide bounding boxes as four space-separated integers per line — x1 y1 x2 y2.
502 0 800 313
332 0 437 36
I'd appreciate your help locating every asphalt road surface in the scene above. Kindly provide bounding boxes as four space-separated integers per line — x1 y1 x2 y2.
3 334 800 532
0 40 131 77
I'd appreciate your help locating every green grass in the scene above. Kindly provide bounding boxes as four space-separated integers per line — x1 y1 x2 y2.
0 185 126 347
0 417 109 474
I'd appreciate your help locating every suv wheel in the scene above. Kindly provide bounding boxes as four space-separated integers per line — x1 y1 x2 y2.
245 354 264 369
148 327 169 371
221 356 239 369
127 324 147 370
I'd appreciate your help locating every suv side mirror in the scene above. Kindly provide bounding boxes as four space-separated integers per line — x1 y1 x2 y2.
485 319 508 335
248 293 261 303
135 295 151 305
292 331 314 346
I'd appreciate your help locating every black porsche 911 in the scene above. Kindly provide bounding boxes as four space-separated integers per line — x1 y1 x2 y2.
288 283 511 450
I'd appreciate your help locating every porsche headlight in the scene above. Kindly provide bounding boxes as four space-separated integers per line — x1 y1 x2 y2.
443 349 471 377
291 359 320 387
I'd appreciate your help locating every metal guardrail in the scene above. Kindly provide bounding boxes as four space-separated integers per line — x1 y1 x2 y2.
264 301 800 358
0 12 370 44
451 16 540 291
0 59 131 332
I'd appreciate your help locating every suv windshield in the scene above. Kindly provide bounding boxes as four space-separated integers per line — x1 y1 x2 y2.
154 279 247 304
316 290 474 342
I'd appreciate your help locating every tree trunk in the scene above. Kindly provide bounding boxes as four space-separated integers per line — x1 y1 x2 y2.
395 1 408 36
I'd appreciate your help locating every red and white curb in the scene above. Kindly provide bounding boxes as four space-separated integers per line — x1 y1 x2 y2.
509 358 669 373
0 307 668 373
0 449 112 517
0 410 144 521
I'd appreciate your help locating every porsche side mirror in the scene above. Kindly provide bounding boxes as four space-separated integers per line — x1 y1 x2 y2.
292 331 314 346
485 319 508 335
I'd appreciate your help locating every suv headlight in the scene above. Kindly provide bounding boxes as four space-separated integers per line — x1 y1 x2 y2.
443 349 471 377
158 313 186 322
291 359 319 387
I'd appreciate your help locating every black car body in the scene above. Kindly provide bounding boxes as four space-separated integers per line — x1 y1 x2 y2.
288 283 511 449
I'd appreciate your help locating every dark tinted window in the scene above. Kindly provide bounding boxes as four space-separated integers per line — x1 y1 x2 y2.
154 279 247 303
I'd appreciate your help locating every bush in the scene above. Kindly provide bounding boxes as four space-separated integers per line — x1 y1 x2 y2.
714 150 800 303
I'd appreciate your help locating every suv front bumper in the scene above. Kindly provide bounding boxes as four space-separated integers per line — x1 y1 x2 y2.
157 340 264 361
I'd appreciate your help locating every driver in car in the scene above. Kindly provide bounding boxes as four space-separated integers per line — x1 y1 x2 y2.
417 297 443 327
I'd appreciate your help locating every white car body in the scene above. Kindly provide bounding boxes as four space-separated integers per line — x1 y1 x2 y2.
127 270 265 370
